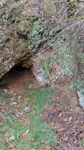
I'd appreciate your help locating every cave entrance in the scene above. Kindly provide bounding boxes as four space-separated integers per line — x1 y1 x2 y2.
0 64 37 94
15 64 27 72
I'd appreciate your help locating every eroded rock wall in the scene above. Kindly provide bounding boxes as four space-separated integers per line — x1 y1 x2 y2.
0 0 43 78
0 0 84 93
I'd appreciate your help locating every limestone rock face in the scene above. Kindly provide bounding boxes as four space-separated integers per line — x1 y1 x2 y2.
0 0 84 94
31 22 84 89
0 0 42 78
0 0 63 78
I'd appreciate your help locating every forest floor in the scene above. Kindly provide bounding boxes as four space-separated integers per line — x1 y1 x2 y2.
0 68 84 150
0 0 84 149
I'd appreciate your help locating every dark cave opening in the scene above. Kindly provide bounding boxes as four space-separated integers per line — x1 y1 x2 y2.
14 64 27 72
0 64 36 93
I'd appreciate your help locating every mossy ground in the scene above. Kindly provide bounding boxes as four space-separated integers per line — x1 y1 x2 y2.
0 82 84 150
0 87 58 149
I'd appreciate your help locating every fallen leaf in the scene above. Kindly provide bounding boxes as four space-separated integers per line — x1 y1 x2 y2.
57 104 60 106
40 146 45 150
50 122 54 129
59 128 65 132
46 146 52 150
70 109 73 111
12 102 17 105
79 132 84 138
53 123 61 129
28 96 38 107
18 95 21 99
63 117 68 122
59 113 62 118
64 137 68 141
23 130 30 137
8 144 16 149
55 97 59 100
56 135 60 141
69 117 72 121
73 139 78 145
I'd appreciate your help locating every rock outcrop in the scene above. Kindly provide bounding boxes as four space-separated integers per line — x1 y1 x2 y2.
0 0 39 78
0 0 84 94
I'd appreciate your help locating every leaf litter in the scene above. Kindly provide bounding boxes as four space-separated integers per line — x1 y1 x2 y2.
0 82 84 149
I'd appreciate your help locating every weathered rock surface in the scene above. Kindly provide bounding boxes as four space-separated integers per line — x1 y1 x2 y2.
0 0 84 95
31 22 84 89
24 107 31 113
0 0 44 78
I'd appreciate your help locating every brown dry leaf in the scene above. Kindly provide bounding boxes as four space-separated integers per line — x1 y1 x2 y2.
55 97 59 100
53 123 61 130
40 146 45 150
59 113 62 118
69 117 72 121
18 95 21 99
17 104 20 107
79 132 84 138
46 146 52 150
70 109 73 111
8 144 16 149
63 117 68 122
57 104 60 106
73 139 78 145
64 137 68 141
23 130 30 138
56 135 60 141
50 122 54 129
28 96 38 107
59 128 65 132
44 103 48 108
5 132 9 137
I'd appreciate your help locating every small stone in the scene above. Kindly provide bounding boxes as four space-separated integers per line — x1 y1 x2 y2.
64 137 68 141
77 90 84 109
24 107 31 113
4 89 8 92
10 97 15 101
12 102 17 105
9 135 15 141
11 102 17 105
16 112 23 117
